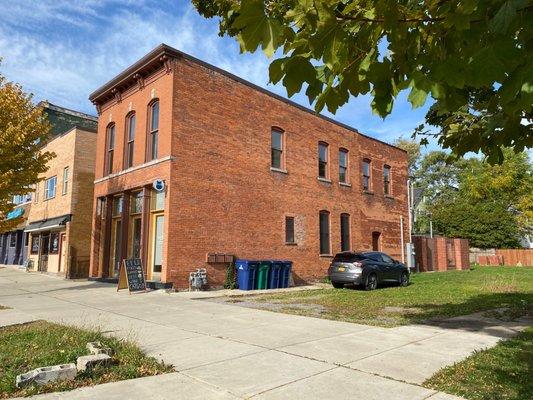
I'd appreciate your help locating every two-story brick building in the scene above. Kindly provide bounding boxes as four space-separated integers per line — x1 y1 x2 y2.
88 44 409 289
24 103 97 278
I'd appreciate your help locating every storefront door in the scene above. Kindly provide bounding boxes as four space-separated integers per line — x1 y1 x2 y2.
150 213 164 281
39 233 49 272
109 219 122 278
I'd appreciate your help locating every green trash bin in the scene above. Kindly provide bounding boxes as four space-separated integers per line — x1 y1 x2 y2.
255 261 271 289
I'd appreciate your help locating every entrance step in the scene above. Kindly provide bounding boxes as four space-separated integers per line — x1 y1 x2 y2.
146 280 173 290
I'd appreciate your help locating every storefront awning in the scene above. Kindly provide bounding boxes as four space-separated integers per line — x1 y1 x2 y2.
24 214 71 233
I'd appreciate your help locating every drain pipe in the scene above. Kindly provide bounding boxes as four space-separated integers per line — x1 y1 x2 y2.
400 216 405 263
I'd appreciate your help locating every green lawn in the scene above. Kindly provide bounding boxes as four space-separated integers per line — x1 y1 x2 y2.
240 266 533 327
424 327 533 400
0 321 173 398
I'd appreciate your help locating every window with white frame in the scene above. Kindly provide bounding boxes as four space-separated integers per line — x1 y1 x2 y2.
44 176 57 200
62 167 69 195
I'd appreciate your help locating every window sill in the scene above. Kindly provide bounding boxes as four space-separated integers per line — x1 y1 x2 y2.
319 254 334 258
285 242 297 246
339 182 351 187
363 190 374 195
317 177 332 184
270 167 288 174
385 195 394 199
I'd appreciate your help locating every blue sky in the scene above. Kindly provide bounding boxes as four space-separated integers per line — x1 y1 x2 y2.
0 0 432 147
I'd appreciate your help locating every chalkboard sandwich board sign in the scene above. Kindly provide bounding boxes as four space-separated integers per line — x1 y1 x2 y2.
117 258 147 293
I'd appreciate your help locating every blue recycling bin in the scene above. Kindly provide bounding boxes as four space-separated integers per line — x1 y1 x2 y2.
235 259 258 290
280 261 292 288
267 261 282 289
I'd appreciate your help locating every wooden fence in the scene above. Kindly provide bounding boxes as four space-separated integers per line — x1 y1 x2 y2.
473 248 533 266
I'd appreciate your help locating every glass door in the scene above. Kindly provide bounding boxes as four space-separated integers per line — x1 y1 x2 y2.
109 219 122 278
151 214 164 281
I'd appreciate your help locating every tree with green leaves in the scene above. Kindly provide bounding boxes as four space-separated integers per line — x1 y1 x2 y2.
418 149 532 247
392 137 420 176
193 0 532 162
0 69 54 231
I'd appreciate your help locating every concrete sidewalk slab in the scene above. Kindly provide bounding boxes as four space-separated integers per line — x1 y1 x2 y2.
0 309 39 327
184 350 334 398
254 366 436 400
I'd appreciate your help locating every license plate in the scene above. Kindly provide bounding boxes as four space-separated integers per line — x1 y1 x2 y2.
337 267 345 272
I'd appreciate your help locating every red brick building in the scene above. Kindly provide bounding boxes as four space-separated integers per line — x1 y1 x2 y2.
88 44 409 289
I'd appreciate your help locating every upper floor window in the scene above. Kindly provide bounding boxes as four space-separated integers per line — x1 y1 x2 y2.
105 124 115 175
383 165 391 195
318 142 329 179
319 210 331 255
44 176 57 200
147 100 159 161
339 149 348 183
362 159 371 191
62 167 69 195
125 113 136 169
271 129 284 169
34 183 39 203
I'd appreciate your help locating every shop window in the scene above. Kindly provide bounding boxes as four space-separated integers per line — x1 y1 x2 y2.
151 190 165 211
24 233 29 247
285 216 295 244
30 235 40 254
9 233 16 247
112 196 123 217
49 232 59 254
130 191 143 214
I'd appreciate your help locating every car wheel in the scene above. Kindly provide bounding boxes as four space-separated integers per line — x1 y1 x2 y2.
399 271 409 287
365 273 377 291
332 282 344 289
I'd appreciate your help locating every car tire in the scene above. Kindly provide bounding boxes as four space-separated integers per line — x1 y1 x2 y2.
365 273 378 291
332 282 344 289
399 271 409 287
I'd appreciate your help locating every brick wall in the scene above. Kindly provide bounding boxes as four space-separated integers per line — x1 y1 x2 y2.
89 48 409 288
414 236 470 272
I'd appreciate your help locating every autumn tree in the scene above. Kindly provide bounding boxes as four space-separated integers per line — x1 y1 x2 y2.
193 0 532 162
0 69 54 231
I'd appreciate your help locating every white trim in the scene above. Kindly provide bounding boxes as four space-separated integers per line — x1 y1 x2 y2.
24 224 64 233
94 156 174 184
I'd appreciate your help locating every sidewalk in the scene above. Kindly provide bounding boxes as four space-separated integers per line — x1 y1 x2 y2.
1 267 528 399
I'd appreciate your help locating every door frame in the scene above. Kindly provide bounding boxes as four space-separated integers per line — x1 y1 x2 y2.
147 211 164 281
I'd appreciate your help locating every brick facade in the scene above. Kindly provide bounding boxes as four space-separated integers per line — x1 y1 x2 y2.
413 236 470 271
26 127 97 277
89 44 409 289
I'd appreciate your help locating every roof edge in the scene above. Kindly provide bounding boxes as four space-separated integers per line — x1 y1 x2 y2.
89 43 407 154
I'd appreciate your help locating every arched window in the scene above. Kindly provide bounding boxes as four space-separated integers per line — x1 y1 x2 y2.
340 213 350 251
372 231 381 251
319 210 331 255
318 142 329 179
124 112 136 169
105 123 115 175
362 158 371 191
147 100 159 161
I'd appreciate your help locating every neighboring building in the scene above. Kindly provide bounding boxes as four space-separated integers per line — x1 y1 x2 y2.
0 197 32 266
24 103 97 278
88 44 409 289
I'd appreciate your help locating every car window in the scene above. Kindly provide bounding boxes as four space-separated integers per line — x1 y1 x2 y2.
363 252 382 262
332 253 366 263
380 253 394 264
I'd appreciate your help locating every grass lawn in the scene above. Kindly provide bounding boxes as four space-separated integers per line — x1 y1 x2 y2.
0 321 173 398
424 327 533 400
235 266 533 327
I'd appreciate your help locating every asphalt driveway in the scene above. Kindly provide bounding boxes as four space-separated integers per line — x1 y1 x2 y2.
0 266 528 399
